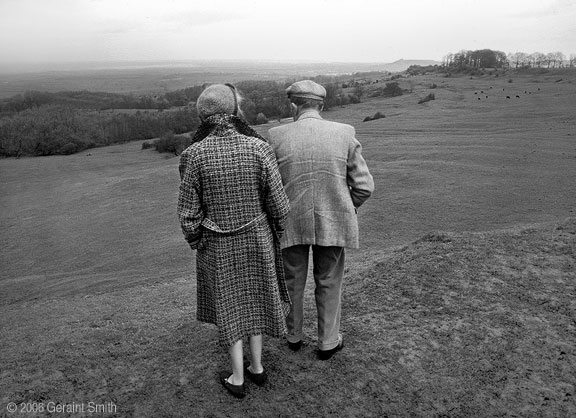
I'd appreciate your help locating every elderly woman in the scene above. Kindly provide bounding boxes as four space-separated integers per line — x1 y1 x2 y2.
177 84 290 398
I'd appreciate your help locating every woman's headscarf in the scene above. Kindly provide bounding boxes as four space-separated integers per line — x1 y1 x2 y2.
191 83 265 143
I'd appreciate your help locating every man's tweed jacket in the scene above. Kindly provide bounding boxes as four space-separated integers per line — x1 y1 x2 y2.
177 115 291 348
267 110 374 249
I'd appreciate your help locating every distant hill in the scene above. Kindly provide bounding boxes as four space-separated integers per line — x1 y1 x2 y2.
379 59 441 72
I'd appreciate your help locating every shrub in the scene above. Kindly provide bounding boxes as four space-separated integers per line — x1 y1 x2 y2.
255 113 268 125
418 93 435 104
363 111 385 122
382 82 403 97
370 82 404 98
406 65 441 75
59 142 79 155
348 94 361 104
153 131 191 155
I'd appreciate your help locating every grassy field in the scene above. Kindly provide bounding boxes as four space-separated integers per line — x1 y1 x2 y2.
1 71 575 417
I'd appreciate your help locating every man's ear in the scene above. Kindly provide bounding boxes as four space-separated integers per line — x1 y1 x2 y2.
290 102 298 114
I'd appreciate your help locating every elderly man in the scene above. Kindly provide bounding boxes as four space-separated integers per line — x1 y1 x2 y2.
267 80 374 360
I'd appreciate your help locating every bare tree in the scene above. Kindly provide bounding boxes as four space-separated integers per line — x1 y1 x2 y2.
508 52 528 69
550 51 566 68
442 53 454 67
528 52 546 68
494 51 508 68
545 52 556 68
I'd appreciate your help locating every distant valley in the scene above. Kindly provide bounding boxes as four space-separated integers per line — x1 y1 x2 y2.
0 59 440 98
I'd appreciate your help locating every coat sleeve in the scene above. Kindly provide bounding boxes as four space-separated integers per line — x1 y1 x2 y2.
261 144 290 237
177 150 204 248
347 134 374 208
178 150 189 180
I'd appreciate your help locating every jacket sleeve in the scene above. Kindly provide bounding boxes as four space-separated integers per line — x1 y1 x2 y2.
347 135 374 208
177 150 204 248
261 144 290 237
178 148 190 180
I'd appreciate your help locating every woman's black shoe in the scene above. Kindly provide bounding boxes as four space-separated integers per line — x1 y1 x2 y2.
288 340 303 351
244 364 268 386
219 371 245 398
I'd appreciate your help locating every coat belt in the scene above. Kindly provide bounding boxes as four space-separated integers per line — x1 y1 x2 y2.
201 212 267 235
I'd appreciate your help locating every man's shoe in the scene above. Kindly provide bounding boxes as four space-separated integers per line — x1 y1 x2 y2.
288 340 303 351
244 364 268 386
219 371 245 398
318 338 344 361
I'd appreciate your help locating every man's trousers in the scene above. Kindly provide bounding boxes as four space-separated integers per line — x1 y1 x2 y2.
282 245 345 351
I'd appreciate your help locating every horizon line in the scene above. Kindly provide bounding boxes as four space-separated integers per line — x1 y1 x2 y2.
0 58 442 72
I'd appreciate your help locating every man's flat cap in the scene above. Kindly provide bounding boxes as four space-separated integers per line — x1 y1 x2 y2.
286 80 326 100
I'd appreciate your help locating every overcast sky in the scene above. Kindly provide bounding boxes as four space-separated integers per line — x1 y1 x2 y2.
0 0 574 64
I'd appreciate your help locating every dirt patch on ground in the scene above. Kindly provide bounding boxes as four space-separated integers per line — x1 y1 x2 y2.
342 218 576 417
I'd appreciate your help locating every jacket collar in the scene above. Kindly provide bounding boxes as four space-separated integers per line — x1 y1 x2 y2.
295 109 323 122
191 114 265 143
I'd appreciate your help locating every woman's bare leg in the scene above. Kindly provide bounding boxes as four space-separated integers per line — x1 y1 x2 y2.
228 339 244 385
249 334 263 373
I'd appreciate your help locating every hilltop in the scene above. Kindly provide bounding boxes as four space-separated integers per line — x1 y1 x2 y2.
0 70 575 416
381 59 440 72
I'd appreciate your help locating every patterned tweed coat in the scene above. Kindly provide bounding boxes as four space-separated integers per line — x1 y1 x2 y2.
267 110 374 249
177 114 291 348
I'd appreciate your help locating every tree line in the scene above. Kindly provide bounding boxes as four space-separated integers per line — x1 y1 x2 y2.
506 51 573 69
442 49 575 70
0 89 190 115
0 74 388 157
0 105 197 157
